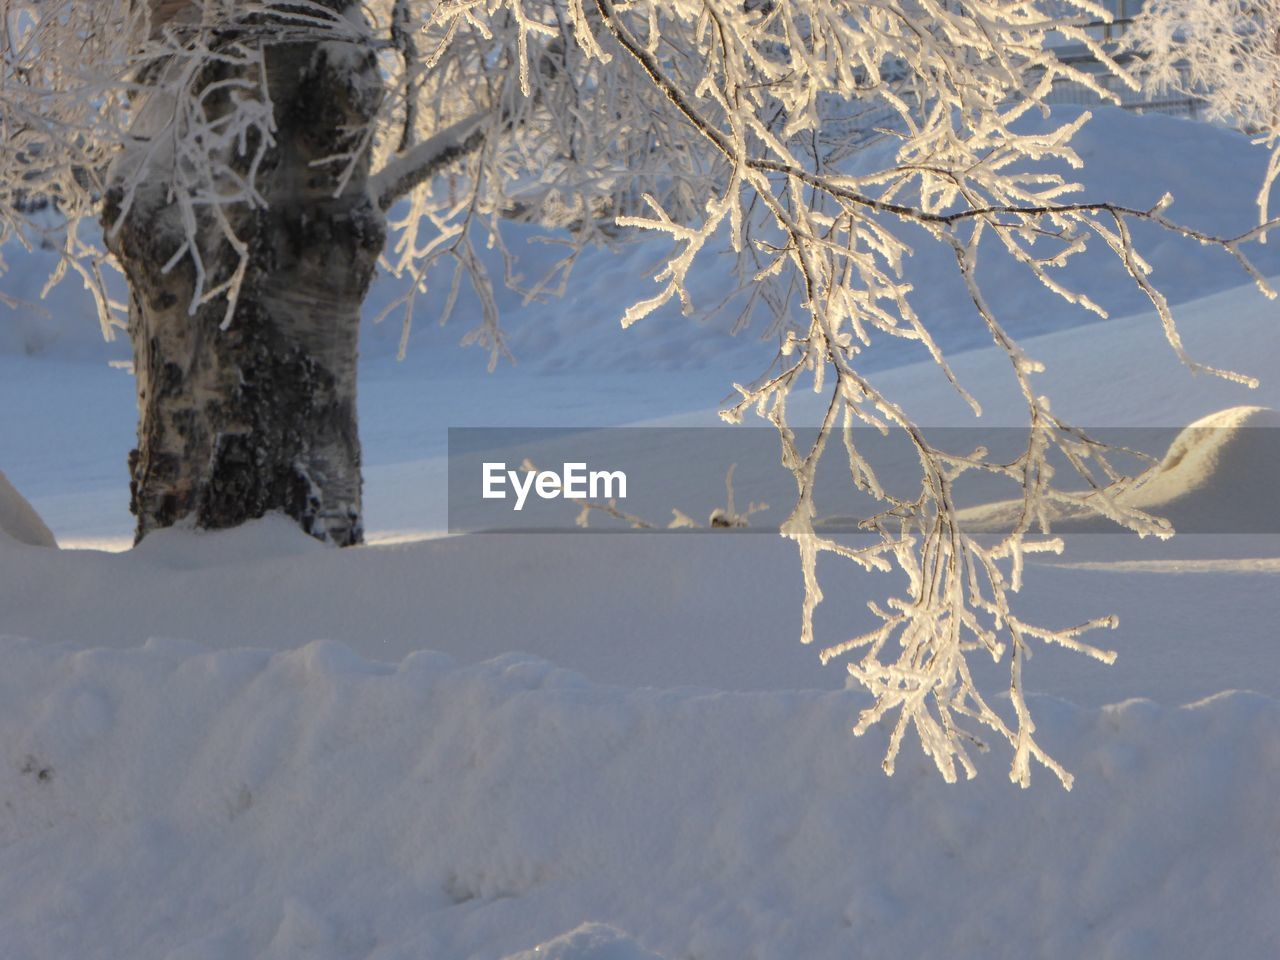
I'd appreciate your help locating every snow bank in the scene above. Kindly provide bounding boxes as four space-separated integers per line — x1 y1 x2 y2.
0 635 1275 959
959 406 1280 535
1123 406 1280 527
0 469 56 547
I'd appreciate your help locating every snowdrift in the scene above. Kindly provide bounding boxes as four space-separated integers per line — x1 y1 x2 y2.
0 469 55 547
959 406 1280 535
1123 406 1280 527
0 635 1276 959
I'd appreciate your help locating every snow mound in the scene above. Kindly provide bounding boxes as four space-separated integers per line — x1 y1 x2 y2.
1124 406 1280 521
127 511 327 568
960 406 1280 535
0 636 1276 958
0 468 56 547
502 925 667 960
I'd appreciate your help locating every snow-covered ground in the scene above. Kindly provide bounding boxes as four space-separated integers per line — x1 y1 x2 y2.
1 629 1276 959
1 107 1279 958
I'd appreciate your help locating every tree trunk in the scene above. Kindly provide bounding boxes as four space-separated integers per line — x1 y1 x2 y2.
102 14 384 546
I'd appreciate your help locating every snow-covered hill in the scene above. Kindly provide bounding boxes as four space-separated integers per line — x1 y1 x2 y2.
3 107 1278 379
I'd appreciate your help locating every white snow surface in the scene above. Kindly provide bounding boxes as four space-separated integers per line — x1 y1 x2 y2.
0 470 55 547
1 106 1280 957
1 628 1277 960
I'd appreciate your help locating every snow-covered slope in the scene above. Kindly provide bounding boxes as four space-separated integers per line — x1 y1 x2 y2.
3 107 1278 380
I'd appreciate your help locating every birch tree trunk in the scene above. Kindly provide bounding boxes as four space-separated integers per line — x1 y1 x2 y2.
102 8 384 546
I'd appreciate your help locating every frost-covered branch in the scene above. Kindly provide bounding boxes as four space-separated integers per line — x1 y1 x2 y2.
565 0 1276 786
1129 0 1280 227
370 111 490 211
